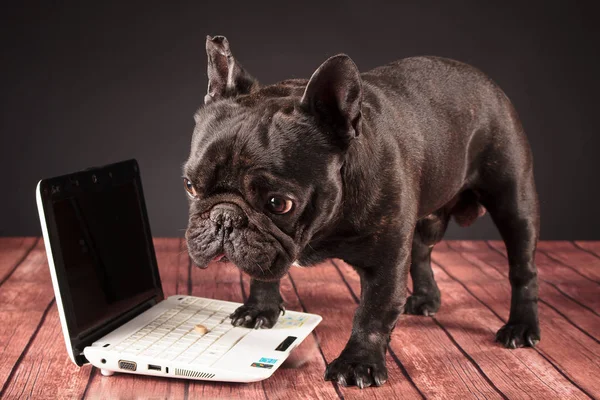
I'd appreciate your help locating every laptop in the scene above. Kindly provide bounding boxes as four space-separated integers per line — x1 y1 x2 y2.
36 159 321 382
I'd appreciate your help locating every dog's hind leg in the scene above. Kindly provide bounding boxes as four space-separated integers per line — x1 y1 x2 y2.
404 210 450 316
477 125 541 348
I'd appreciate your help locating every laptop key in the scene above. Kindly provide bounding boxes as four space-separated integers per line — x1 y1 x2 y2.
211 344 231 352
141 349 161 357
160 352 179 361
109 300 255 364
203 350 222 357
148 344 168 351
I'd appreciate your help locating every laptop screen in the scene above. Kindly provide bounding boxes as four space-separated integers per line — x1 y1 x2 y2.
40 160 163 355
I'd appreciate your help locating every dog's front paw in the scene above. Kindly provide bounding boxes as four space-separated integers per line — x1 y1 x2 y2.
324 353 388 388
495 322 540 348
229 303 284 329
404 293 440 316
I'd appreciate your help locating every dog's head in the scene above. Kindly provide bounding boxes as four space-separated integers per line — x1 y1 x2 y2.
183 35 363 281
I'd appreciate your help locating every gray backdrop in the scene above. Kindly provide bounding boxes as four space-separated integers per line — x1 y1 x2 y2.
2 1 598 239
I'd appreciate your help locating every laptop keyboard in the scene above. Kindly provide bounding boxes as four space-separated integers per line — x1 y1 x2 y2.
111 297 248 366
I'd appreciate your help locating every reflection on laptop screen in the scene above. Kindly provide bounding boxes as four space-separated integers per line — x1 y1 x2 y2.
52 180 157 338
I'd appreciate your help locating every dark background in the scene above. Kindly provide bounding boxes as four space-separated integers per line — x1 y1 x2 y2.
2 1 598 239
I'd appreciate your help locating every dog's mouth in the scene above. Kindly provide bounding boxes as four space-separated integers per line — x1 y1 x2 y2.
185 210 298 281
212 253 228 263
190 248 290 282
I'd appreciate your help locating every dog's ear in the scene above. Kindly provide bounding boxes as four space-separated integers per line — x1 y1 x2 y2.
204 35 258 104
300 54 363 146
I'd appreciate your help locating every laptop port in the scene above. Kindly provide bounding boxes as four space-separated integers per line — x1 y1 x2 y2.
148 364 161 371
118 360 137 371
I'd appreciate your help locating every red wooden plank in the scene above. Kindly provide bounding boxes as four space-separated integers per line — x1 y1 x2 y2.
334 260 505 399
1 305 94 399
154 238 189 297
444 241 491 252
489 240 600 285
536 242 600 283
82 238 188 399
535 241 580 252
432 247 598 398
487 241 600 312
2 239 596 398
448 241 600 342
574 241 600 258
0 239 98 399
0 237 38 285
288 262 423 399
242 274 343 400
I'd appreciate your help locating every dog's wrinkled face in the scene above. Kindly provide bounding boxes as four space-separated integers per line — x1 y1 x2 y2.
184 36 363 281
184 101 339 280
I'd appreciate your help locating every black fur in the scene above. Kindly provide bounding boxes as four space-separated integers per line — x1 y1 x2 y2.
184 35 540 388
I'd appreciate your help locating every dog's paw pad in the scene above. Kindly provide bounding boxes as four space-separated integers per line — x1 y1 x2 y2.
229 304 280 329
324 357 387 388
404 294 440 316
495 322 540 348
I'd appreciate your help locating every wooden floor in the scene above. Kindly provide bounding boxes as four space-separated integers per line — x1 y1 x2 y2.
0 238 598 399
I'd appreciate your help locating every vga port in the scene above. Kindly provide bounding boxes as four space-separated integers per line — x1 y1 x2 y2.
118 360 137 371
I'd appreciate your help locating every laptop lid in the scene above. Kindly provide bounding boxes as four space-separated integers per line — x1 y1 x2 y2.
36 159 164 366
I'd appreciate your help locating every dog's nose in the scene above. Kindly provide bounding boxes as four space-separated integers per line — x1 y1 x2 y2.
209 203 247 238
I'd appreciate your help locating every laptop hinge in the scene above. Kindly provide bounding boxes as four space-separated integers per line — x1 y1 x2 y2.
73 296 161 366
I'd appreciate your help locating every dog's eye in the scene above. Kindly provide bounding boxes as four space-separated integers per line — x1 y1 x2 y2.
183 178 197 198
266 197 293 214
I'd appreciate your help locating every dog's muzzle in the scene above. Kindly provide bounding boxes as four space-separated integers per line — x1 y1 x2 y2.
209 202 248 242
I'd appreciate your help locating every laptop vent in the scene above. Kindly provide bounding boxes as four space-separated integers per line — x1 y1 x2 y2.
174 368 215 379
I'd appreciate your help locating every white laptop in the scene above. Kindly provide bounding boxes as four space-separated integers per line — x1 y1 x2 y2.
36 159 321 382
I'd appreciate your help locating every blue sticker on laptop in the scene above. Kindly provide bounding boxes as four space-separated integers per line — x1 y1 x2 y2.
251 357 279 368
251 362 273 369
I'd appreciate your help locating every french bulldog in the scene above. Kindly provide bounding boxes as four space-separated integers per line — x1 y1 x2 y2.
184 35 540 388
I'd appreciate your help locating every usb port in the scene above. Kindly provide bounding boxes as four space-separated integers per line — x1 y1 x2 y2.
148 364 161 371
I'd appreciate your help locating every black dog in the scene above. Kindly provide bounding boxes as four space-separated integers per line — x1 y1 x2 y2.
184 35 540 388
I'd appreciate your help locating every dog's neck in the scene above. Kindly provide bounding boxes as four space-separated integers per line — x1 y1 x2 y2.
339 119 390 229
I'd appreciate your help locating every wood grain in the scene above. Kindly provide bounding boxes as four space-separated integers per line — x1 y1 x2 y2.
334 259 505 399
487 241 600 313
574 241 600 258
536 241 600 283
0 240 62 397
448 241 600 342
432 246 597 398
288 262 424 399
154 237 189 297
1 238 599 399
0 237 37 286
1 304 93 400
